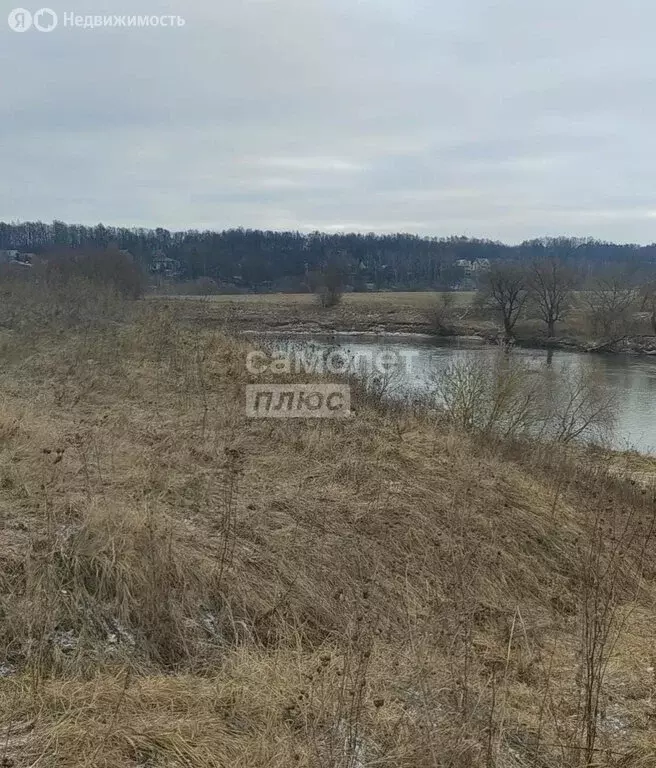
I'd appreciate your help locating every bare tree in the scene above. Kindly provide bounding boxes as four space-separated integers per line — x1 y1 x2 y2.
641 280 656 335
584 265 641 342
480 263 528 340
528 258 577 338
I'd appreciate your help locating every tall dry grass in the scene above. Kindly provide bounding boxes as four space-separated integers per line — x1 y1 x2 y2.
0 282 654 766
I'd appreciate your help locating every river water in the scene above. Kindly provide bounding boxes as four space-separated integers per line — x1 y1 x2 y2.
257 334 656 455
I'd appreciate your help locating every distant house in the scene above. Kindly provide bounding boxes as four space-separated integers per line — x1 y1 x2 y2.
455 258 490 276
150 251 181 279
0 250 35 267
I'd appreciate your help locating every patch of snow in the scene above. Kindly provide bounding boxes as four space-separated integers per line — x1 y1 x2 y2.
107 619 135 647
52 629 77 653
0 662 16 678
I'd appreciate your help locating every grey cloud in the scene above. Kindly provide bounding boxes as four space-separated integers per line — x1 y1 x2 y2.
1 0 656 241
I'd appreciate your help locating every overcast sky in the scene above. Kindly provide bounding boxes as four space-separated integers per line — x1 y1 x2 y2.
1 0 655 242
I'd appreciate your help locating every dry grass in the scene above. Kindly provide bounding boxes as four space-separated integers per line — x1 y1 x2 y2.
149 291 656 347
147 292 479 336
157 292 475 308
0 299 654 766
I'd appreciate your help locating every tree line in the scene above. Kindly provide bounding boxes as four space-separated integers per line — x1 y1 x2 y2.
477 259 656 343
2 221 656 291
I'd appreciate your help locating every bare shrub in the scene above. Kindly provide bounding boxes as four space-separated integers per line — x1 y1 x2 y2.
350 360 407 411
315 259 346 308
0 268 129 335
0 246 144 336
42 245 145 300
427 292 457 335
545 367 617 444
432 355 544 438
432 354 616 445
574 481 656 765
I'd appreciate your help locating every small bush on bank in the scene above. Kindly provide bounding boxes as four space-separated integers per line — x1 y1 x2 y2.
432 353 616 444
313 259 345 308
427 292 457 335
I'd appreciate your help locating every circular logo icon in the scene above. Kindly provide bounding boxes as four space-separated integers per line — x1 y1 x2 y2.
8 8 33 31
33 7 58 32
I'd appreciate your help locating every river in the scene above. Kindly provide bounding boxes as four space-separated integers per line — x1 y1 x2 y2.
255 334 656 455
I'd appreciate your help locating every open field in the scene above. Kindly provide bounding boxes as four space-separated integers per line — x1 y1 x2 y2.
0 296 655 766
147 291 484 336
163 291 477 309
148 291 656 353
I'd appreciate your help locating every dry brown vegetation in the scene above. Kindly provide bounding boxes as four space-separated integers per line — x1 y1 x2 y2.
145 290 656 352
147 292 480 336
0 287 655 767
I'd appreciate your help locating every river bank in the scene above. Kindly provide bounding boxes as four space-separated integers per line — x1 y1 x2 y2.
250 332 656 455
151 293 656 357
479 329 656 355
1 302 656 767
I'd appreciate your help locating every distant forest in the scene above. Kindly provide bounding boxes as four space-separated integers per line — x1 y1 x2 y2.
2 220 656 291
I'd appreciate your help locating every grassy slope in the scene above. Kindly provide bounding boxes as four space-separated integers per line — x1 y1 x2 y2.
0 305 654 766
